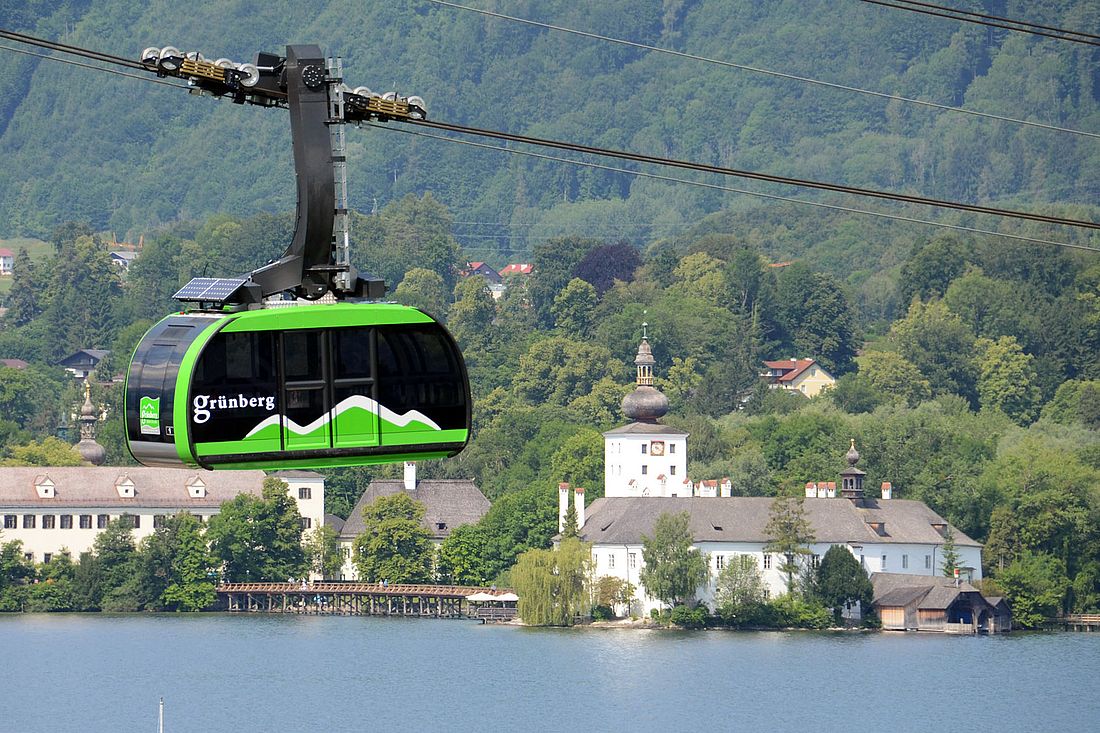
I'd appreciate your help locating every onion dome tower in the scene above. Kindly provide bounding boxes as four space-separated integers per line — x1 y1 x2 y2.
621 325 670 423
840 438 866 505
75 382 106 466
603 323 688 498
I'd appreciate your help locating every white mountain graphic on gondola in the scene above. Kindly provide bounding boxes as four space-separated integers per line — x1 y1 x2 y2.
244 394 441 439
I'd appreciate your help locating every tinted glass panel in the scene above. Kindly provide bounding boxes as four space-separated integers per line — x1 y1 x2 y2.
191 331 278 444
125 318 198 445
283 331 323 382
333 328 372 380
376 326 467 430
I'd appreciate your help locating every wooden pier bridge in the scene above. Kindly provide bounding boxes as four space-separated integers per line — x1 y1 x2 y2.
1063 614 1100 631
217 582 518 620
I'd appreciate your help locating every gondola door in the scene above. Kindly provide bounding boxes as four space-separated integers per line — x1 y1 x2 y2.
330 327 379 450
281 330 331 451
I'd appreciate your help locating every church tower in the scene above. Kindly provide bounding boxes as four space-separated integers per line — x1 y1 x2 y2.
603 325 688 497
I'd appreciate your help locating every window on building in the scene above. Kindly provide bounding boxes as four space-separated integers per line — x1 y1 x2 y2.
24 553 32 562
860 555 865 568
641 444 647 454
763 588 770 600
641 465 648 475
22 514 35 529
629 553 636 569
925 555 932 570
121 514 138 529
80 515 92 529
43 553 52 564
881 554 887 570
153 515 166 529
669 444 675 454
670 466 676 476
60 515 73 529
811 554 820 569
298 487 312 500
716 555 725 570
436 522 447 531
97 514 109 529
608 554 615 569
300 517 312 530
902 554 909 569
763 554 771 569
3 515 15 529
42 515 55 529
341 548 350 559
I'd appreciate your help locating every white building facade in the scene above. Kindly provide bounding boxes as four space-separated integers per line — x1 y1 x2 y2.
0 467 324 564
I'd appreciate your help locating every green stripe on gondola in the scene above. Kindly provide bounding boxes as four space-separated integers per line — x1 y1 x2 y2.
220 302 433 331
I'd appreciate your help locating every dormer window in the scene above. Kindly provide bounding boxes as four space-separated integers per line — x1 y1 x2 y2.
34 475 55 499
187 477 206 499
867 521 888 537
931 522 947 537
115 475 135 498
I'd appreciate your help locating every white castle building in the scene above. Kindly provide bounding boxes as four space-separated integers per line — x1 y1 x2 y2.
571 334 983 617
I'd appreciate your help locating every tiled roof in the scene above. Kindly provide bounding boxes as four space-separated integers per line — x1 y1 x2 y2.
339 480 489 541
499 263 533 276
0 467 267 509
0 359 28 369
578 497 980 547
0 248 13 257
870 572 980 605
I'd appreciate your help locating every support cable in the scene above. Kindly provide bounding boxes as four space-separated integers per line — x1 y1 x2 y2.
855 0 1100 45
421 0 1100 140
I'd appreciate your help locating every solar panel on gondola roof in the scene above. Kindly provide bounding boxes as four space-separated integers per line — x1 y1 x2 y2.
173 277 248 302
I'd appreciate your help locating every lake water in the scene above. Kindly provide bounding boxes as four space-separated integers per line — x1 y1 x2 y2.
1 614 1097 732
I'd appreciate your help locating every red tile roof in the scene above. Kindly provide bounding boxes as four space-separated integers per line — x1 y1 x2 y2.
763 358 817 382
0 248 14 257
499 263 533 276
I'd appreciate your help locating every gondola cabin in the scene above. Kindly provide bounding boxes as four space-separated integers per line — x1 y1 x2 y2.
125 303 470 470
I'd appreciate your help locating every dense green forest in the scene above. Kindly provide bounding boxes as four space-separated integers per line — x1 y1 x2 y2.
1 1 1099 622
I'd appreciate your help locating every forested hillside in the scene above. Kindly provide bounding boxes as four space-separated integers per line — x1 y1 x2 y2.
0 0 1099 260
0 1 1098 623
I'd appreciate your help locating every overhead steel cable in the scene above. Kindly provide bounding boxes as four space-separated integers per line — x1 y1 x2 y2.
421 0 1100 140
373 123 1100 253
0 42 188 89
407 118 1100 232
1 28 1097 243
856 0 1100 46
0 28 149 69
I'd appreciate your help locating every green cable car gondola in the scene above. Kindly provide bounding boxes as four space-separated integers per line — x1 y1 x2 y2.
125 303 470 470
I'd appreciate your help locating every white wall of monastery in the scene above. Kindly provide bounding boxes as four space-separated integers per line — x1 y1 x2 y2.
604 434 688 497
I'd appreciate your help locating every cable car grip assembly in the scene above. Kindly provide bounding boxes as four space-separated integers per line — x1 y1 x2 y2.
139 44 428 307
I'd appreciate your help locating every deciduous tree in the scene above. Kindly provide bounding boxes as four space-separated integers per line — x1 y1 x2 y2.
352 493 434 583
639 512 708 609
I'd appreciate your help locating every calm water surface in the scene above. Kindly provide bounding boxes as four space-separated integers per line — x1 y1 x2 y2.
1 614 1097 732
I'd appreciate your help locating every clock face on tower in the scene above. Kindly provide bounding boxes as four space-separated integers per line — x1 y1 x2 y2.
650 441 665 456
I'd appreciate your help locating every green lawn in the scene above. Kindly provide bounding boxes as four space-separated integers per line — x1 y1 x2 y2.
0 237 49 296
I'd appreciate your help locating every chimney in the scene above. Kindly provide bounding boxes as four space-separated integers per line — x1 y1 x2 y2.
403 461 417 492
574 486 585 530
805 482 816 499
881 482 892 500
558 482 570 533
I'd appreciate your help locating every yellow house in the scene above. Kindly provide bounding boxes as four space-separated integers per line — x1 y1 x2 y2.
761 358 836 397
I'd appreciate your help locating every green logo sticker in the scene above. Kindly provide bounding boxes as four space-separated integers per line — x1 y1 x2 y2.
139 396 161 435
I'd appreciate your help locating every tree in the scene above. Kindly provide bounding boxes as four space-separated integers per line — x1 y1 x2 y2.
394 267 449 319
0 538 35 610
714 554 767 615
560 503 579 539
856 350 932 407
572 241 641 295
997 551 1070 628
548 428 604 499
512 337 617 407
551 277 597 336
639 512 708 609
592 575 636 616
0 437 84 467
436 524 493 586
897 235 968 305
512 538 592 626
207 478 306 582
890 299 977 402
764 496 816 593
303 525 343 580
974 336 1041 424
91 517 139 611
528 236 599 327
448 276 495 356
814 545 873 623
352 493 434 583
158 514 216 611
774 265 858 375
4 248 40 326
939 526 961 578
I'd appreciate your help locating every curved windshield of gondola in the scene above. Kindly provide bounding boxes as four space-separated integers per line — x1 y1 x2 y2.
376 325 466 431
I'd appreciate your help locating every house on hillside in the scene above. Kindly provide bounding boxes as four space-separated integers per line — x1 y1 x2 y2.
333 462 489 580
109 250 138 271
57 349 110 380
872 573 1011 633
499 263 533 278
0 248 13 276
761 358 836 397
462 262 502 285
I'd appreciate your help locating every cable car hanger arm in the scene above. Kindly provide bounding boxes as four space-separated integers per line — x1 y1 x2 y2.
138 43 427 306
